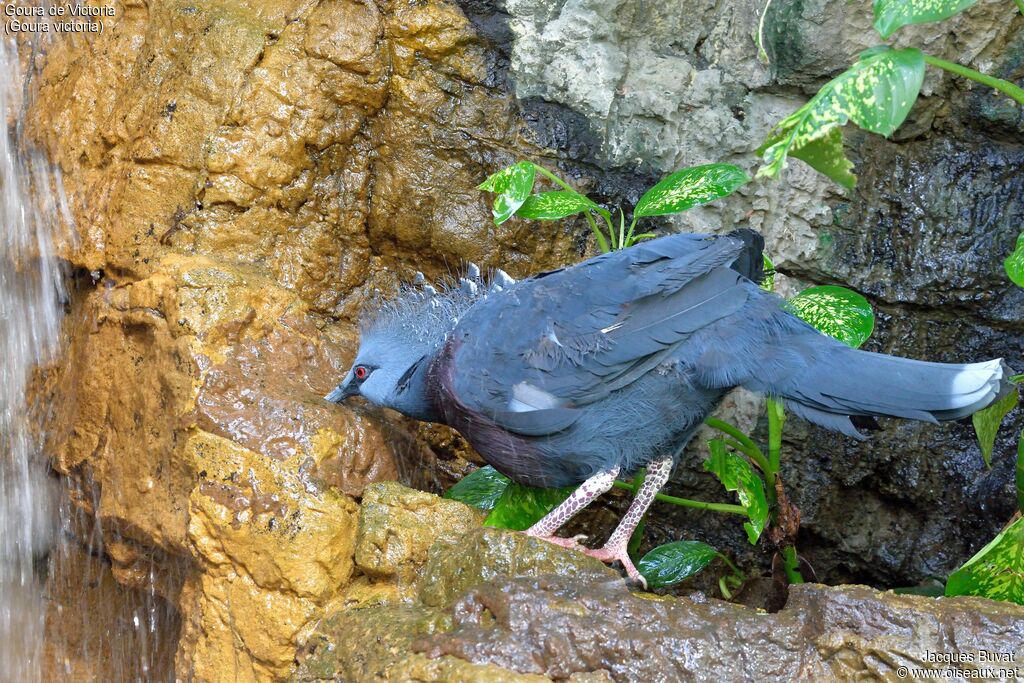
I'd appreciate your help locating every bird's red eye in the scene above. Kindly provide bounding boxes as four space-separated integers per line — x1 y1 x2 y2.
354 366 368 380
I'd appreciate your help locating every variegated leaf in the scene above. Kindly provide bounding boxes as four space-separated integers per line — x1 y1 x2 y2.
757 47 925 188
634 164 749 218
515 191 599 220
788 285 875 349
972 387 1019 468
478 162 537 225
945 516 1024 606
873 0 979 39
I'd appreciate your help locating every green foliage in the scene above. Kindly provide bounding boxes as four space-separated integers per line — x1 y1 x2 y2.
515 191 600 220
477 161 746 253
1006 232 1024 289
788 285 875 348
704 439 769 544
945 516 1024 605
633 164 750 218
444 465 510 510
478 162 536 225
873 0 978 39
1017 431 1024 514
972 388 1020 468
760 254 776 292
483 481 575 531
757 47 925 188
637 540 719 588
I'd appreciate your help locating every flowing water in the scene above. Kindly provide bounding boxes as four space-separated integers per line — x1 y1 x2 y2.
0 29 71 683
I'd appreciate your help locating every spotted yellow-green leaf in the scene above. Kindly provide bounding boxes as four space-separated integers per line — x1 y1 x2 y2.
972 387 1019 468
761 254 776 292
704 440 768 545
478 162 537 225
1006 231 1024 289
483 481 575 531
873 0 979 39
788 285 875 349
757 47 925 188
634 164 749 218
515 191 599 220
945 516 1024 606
638 540 719 588
444 465 510 510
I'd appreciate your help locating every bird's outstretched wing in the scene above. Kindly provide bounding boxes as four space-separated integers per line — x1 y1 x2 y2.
445 233 759 435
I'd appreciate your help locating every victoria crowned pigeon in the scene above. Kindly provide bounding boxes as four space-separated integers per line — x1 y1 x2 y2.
326 230 1011 584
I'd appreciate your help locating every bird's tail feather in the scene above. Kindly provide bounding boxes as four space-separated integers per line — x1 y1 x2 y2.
764 346 1013 440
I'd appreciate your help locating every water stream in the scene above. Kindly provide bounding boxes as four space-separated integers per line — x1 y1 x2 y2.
0 29 71 683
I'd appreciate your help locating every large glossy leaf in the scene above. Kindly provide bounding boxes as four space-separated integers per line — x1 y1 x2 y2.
945 516 1024 606
972 387 1019 468
483 482 575 531
478 162 537 225
704 440 769 544
637 540 719 588
757 47 925 188
873 0 978 39
788 285 875 349
1007 231 1024 289
444 465 511 510
633 164 749 218
515 190 599 220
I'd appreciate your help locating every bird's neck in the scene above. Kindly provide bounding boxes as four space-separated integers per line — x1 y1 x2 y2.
389 349 444 423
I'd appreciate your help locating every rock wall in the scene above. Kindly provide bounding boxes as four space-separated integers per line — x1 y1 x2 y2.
26 0 1024 679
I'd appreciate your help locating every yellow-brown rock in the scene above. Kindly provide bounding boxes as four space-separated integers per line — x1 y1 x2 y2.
27 0 590 678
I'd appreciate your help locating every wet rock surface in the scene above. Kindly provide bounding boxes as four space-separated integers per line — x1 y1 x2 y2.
23 0 1024 679
296 489 1024 681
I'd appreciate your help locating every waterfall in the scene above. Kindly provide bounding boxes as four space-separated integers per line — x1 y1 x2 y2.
0 30 72 683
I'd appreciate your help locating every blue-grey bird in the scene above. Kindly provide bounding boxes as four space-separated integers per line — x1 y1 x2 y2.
326 230 1011 585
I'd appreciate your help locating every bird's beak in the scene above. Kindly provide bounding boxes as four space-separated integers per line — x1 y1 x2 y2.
325 379 358 404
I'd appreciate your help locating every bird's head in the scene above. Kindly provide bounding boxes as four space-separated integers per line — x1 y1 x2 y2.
325 265 515 420
325 328 438 421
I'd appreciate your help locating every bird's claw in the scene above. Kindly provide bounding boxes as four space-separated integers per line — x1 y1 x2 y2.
524 532 589 553
581 544 647 590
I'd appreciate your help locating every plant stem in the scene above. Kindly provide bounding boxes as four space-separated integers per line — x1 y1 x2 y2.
705 417 771 473
766 398 785 474
923 53 1024 107
625 216 638 245
611 480 748 515
781 545 805 584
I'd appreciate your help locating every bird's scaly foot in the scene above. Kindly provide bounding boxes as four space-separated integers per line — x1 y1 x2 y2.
581 543 647 589
524 531 589 553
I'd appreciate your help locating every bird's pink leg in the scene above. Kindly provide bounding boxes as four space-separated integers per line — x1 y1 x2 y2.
583 455 673 588
524 466 620 551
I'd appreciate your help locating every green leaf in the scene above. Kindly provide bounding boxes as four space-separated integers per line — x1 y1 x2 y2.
483 481 575 531
633 164 749 218
757 47 925 188
514 191 599 220
788 285 875 349
873 0 978 39
945 516 1024 605
972 387 1019 468
444 465 511 510
637 540 719 588
1017 431 1024 514
1006 231 1024 289
704 440 769 544
478 162 537 225
761 254 776 292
